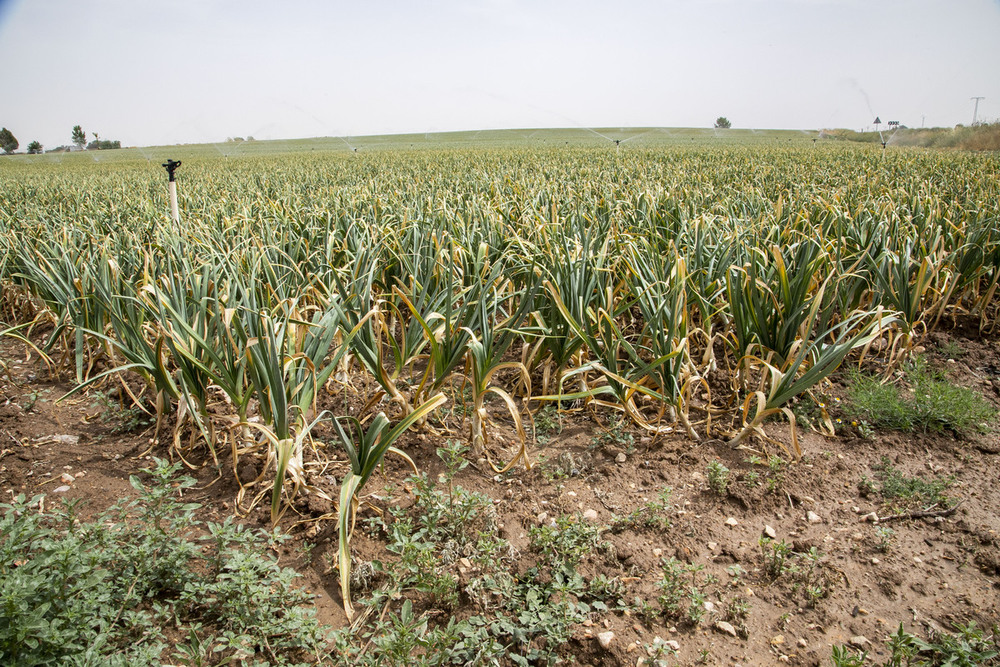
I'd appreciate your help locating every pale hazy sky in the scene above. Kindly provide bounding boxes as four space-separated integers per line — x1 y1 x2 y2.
0 0 998 149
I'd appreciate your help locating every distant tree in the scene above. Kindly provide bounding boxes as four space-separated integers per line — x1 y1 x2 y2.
86 139 121 151
72 125 86 149
27 140 43 154
715 117 732 129
0 128 17 154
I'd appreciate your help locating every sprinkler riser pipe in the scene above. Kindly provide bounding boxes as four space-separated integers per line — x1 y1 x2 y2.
168 181 179 224
161 159 182 225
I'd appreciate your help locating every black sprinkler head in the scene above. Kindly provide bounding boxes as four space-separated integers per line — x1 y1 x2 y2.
162 159 182 181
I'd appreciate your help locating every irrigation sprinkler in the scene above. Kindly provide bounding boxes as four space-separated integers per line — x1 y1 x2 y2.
162 159 181 225
873 119 901 155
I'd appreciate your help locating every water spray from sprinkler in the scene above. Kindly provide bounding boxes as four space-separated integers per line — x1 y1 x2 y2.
162 159 181 225
875 120 901 156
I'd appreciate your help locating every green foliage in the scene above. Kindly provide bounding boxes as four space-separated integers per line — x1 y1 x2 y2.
71 125 86 148
861 457 954 509
533 406 560 442
435 439 470 501
655 557 710 625
845 359 995 434
0 128 17 154
26 141 42 155
590 415 635 452
874 525 895 552
706 460 730 495
715 117 732 129
641 636 679 666
831 644 868 666
833 622 999 667
86 138 122 150
612 487 673 531
760 537 794 579
0 459 326 666
337 477 620 666
529 514 605 568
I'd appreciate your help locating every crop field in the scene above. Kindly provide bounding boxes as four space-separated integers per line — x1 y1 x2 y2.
1 135 999 665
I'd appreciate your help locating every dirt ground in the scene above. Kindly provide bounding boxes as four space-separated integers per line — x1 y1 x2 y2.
2 320 999 666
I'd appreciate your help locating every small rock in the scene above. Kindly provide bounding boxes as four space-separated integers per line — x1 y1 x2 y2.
707 541 717 550
863 512 879 522
703 600 716 613
665 640 680 651
582 509 599 523
725 517 739 527
764 524 777 538
715 621 738 637
50 435 79 445
801 495 816 504
913 556 923 564
597 631 615 648
52 485 71 493
616 453 627 463
778 656 790 663
60 473 75 484
652 547 663 557
871 557 880 564
806 511 822 524
537 512 549 525
458 557 472 570
567 491 577 498
798 638 808 648
850 636 869 648
771 634 785 646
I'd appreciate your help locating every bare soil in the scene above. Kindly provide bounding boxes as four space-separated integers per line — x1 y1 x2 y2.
2 321 999 666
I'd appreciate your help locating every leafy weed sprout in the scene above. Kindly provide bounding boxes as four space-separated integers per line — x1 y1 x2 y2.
706 460 730 495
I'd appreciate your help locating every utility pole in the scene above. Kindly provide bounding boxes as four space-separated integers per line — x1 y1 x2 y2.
971 97 985 126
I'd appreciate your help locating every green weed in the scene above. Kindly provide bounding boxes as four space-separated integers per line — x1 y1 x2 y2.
0 459 327 665
845 358 995 434
706 460 730 495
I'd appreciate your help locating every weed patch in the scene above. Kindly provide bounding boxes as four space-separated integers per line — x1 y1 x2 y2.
844 358 995 434
0 459 327 665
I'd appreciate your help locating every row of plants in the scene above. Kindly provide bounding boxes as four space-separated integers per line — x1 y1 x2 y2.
1 144 998 620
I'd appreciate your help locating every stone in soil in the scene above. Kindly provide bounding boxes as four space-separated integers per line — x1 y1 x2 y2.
714 621 738 637
597 631 615 648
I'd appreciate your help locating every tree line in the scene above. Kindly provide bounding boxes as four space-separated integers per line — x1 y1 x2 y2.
0 125 121 155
